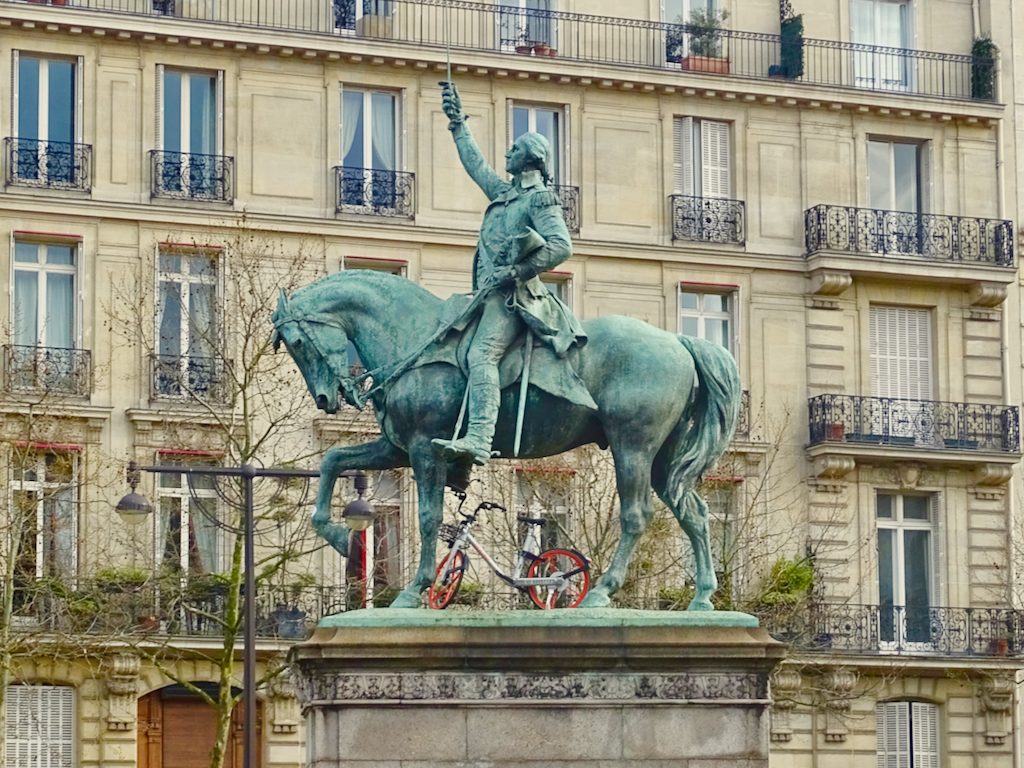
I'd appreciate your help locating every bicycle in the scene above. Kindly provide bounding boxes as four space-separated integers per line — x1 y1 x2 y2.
426 495 591 610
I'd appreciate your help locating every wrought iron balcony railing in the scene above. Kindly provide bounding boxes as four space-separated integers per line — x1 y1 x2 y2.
4 138 92 192
552 184 580 236
150 150 233 202
334 166 414 217
3 345 92 396
808 394 1020 454
8 0 992 102
734 389 751 439
763 602 1024 657
151 353 230 402
671 194 745 245
805 204 1014 266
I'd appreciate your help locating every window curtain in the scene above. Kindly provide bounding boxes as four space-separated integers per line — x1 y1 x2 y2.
45 271 74 349
44 488 75 578
341 90 362 167
189 497 218 574
14 271 38 346
370 93 395 171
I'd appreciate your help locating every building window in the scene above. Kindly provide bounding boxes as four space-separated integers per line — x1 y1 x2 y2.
339 87 400 211
876 701 939 768
853 0 911 90
877 492 935 646
673 117 731 199
156 465 221 576
870 306 932 401
154 67 228 200
10 450 78 609
510 102 564 184
499 0 556 51
5 684 75 767
678 286 735 355
154 249 221 399
334 0 394 34
515 468 572 551
539 273 571 307
869 139 922 214
11 52 82 187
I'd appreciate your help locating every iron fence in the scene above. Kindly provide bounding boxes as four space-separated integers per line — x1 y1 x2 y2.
334 166 415 217
3 345 92 396
808 394 1020 453
671 194 745 244
150 150 233 202
764 602 1024 657
805 204 1014 266
151 353 230 402
3 0 992 101
4 138 92 192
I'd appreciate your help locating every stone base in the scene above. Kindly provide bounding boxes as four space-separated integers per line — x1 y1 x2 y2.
293 609 784 767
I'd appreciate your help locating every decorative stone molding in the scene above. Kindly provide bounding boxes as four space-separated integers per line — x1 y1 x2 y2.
974 463 1013 487
770 668 802 742
295 671 768 704
896 462 924 490
809 455 855 492
104 653 141 731
969 282 1008 309
268 679 300 734
979 675 1013 745
823 668 858 743
807 270 853 310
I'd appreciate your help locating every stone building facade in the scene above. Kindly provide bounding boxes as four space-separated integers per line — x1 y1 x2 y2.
0 0 1020 767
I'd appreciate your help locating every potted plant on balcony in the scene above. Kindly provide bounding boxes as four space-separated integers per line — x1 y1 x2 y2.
778 13 804 79
515 31 535 55
95 566 158 631
683 7 730 74
971 36 997 100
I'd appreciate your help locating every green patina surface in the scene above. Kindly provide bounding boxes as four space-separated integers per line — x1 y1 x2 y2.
318 608 758 629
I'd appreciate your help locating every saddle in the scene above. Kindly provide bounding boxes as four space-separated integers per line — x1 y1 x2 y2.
415 293 598 411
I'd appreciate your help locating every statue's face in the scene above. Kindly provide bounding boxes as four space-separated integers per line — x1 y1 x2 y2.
505 139 531 175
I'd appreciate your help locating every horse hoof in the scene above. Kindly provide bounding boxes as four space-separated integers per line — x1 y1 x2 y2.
687 598 714 612
389 589 422 608
580 591 611 608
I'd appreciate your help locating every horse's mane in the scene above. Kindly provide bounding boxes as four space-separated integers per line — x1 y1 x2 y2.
291 269 443 314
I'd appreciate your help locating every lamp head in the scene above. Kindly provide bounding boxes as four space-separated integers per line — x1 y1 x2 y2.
115 460 153 526
342 472 374 531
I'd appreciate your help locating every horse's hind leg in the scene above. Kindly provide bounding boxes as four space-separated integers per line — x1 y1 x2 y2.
653 475 718 611
390 438 448 608
580 447 655 608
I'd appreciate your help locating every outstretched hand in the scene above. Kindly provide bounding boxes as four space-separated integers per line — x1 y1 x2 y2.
439 80 464 123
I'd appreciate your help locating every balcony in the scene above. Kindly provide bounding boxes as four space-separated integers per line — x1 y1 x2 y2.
151 354 229 402
808 394 1020 454
764 602 1024 658
150 150 233 202
334 166 414 218
4 138 92 192
7 1 992 103
3 345 92 396
805 205 1014 267
671 194 745 245
552 184 580 236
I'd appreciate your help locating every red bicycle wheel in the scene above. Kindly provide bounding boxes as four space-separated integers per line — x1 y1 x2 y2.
526 549 590 609
427 549 467 609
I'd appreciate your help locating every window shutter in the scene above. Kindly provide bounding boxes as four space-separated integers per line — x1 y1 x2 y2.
506 98 514 146
928 494 942 606
12 50 19 135
910 702 939 768
75 55 84 144
215 70 224 156
701 119 731 198
562 105 570 183
6 685 75 768
673 116 693 196
871 307 933 400
400 87 407 171
155 64 164 150
877 702 911 768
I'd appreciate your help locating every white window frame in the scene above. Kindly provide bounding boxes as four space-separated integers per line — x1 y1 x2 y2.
876 492 938 651
154 464 223 576
334 0 395 35
514 467 573 551
677 283 738 358
155 66 224 156
869 305 933 402
539 272 572 308
876 701 939 768
497 0 558 52
852 0 913 91
673 116 732 199
5 684 75 768
154 247 222 398
508 101 567 184
10 238 80 350
868 138 925 215
12 51 84 145
339 86 400 172
9 450 79 580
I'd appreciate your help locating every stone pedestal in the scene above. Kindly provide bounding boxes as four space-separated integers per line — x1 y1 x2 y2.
292 609 784 767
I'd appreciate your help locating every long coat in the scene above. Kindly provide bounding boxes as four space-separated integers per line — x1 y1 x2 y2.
451 122 586 357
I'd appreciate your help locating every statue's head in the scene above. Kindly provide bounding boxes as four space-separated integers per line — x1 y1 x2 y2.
506 132 552 182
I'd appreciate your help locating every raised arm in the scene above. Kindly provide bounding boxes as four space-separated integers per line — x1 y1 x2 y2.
441 81 505 201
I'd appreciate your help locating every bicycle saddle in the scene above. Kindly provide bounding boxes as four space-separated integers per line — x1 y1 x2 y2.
516 515 547 526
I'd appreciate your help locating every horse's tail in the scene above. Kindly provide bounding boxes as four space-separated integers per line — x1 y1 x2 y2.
662 336 741 512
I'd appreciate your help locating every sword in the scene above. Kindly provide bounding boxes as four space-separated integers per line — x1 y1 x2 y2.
513 328 533 457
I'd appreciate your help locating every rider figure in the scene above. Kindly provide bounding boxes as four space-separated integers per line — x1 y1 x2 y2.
432 81 586 466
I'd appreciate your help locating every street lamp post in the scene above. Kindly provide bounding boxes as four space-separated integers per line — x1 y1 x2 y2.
116 461 371 768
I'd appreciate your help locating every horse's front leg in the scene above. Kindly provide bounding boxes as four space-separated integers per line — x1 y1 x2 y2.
313 437 408 557
391 439 447 608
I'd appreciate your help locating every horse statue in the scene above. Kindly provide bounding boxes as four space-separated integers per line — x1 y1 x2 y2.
272 269 740 609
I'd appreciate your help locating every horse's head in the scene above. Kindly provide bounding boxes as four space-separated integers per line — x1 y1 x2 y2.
272 289 359 414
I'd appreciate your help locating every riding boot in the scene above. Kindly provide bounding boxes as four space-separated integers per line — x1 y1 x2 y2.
433 366 501 465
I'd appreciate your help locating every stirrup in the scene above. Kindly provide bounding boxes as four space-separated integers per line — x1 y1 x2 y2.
431 437 495 465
